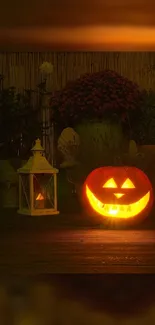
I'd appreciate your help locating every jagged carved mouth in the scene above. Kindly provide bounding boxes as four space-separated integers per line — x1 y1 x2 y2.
86 185 150 219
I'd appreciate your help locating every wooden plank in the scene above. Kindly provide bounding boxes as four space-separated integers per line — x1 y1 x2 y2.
0 230 155 274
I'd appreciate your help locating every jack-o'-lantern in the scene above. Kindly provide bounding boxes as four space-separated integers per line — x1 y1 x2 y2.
83 166 154 225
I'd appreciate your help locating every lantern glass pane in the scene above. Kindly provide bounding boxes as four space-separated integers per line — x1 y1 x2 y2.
33 173 55 209
20 174 30 209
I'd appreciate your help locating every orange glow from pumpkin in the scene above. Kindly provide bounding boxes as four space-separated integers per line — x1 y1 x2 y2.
114 193 124 199
103 177 135 189
121 178 135 189
103 178 117 188
85 185 150 219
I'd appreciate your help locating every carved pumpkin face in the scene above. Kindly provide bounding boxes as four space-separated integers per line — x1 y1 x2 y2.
83 167 154 224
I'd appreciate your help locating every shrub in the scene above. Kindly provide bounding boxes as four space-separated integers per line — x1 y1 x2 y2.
130 89 155 145
50 70 143 128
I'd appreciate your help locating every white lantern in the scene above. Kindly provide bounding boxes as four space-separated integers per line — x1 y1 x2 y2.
17 139 59 216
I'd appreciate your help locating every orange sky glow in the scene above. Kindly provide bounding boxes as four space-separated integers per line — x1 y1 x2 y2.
1 26 155 50
0 0 155 50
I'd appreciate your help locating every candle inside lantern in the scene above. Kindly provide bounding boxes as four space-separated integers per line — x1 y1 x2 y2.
36 192 44 208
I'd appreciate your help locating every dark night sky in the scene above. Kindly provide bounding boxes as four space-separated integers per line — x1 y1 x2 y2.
0 0 155 49
0 0 154 27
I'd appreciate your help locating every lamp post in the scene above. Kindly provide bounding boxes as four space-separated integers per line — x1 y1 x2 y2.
41 91 55 166
17 138 59 216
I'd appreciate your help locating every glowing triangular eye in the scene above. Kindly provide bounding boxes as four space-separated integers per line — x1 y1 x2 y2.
121 178 135 189
103 178 117 188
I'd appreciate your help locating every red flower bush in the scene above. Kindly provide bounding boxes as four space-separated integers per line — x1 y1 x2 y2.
50 70 143 127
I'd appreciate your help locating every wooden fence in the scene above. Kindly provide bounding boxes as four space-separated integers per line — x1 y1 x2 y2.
0 52 155 93
1 52 155 161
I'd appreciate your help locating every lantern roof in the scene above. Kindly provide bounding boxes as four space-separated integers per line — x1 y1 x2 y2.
18 139 59 174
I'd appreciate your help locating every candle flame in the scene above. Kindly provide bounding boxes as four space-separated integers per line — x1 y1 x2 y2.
36 193 44 201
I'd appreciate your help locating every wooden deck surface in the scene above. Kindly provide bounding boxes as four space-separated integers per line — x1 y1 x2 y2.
1 229 155 275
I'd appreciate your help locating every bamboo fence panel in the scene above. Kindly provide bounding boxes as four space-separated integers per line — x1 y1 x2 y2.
0 51 155 93
1 51 155 156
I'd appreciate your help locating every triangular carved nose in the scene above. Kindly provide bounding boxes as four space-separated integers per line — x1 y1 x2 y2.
114 193 124 199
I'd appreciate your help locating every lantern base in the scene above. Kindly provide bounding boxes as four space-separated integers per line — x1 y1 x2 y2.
17 208 60 216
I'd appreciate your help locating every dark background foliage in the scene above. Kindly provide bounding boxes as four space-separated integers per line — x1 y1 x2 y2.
50 70 143 130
